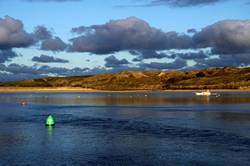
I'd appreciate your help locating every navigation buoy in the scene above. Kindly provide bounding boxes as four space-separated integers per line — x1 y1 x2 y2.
21 102 27 106
45 115 55 126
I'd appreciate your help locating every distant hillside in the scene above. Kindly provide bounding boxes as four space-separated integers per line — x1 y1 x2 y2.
1 67 250 90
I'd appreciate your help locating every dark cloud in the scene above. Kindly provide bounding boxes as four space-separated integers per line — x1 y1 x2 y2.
37 65 88 76
210 47 250 55
129 50 169 60
189 19 250 69
194 20 250 54
24 0 227 6
69 17 193 54
195 53 250 68
1 65 121 82
0 16 59 51
175 51 209 60
32 54 69 63
70 17 250 71
33 25 67 51
132 58 142 62
0 16 67 51
0 16 34 49
187 28 197 34
71 26 90 34
33 26 52 41
139 58 187 70
129 50 140 56
0 73 43 82
147 0 224 7
6 63 41 75
116 0 226 8
0 63 145 82
41 37 67 51
0 49 19 63
104 55 129 68
0 64 6 70
0 63 89 82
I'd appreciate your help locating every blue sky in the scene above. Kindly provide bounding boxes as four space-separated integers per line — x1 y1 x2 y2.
0 0 250 81
1 0 249 34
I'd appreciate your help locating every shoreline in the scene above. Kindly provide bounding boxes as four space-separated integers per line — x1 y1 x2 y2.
0 87 250 93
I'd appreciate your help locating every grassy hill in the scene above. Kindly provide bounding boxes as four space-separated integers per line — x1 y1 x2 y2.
1 67 250 90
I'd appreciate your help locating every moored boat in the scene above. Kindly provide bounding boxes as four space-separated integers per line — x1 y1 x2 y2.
195 90 211 96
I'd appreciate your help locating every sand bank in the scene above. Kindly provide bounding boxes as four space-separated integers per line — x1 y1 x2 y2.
0 87 250 93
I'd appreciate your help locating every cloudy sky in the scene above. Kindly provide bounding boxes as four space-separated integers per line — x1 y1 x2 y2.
0 0 249 81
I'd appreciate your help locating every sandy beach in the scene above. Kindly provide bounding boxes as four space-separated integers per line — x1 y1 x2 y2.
0 87 98 93
0 87 250 93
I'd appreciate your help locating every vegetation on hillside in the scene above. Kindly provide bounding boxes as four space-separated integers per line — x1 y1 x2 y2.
1 67 250 90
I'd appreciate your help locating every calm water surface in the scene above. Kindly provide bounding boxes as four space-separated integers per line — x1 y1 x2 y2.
0 92 250 165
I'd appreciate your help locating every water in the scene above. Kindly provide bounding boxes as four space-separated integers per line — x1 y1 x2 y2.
0 92 250 165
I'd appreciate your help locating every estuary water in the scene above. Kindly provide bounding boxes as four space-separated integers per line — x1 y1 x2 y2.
0 92 250 165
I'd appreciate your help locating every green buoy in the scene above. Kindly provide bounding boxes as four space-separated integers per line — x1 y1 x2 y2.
45 115 55 126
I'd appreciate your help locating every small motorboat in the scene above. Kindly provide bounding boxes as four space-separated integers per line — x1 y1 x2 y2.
195 90 211 96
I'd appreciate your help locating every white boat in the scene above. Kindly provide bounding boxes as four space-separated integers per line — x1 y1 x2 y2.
195 90 211 96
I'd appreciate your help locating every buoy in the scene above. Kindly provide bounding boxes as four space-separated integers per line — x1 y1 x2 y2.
21 102 27 106
45 115 55 126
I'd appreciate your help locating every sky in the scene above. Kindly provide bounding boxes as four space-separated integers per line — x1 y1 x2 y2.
0 0 249 81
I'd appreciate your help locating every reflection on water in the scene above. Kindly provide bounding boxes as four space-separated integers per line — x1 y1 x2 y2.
1 92 250 106
46 126 54 137
0 92 250 165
